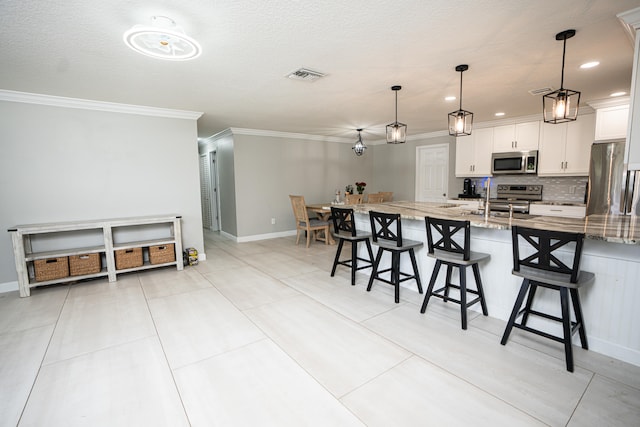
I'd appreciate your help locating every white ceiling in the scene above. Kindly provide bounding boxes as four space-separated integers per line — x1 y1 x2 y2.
2 0 640 141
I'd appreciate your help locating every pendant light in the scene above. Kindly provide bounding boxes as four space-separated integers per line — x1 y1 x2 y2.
386 85 407 144
543 29 580 123
448 64 473 136
352 128 367 156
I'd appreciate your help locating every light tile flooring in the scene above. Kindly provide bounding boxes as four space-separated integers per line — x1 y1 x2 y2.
1 230 639 426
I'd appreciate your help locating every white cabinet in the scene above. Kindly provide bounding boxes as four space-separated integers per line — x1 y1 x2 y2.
538 113 595 176
493 121 540 152
529 204 586 218
595 105 629 141
9 215 184 297
455 128 493 177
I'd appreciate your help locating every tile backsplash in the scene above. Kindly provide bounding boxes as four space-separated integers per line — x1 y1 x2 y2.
468 175 588 203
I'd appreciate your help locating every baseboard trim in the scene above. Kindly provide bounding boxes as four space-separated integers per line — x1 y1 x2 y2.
0 281 19 294
237 230 297 243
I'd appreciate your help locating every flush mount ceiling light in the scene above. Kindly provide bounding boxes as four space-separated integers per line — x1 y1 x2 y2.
123 16 202 61
352 128 367 156
543 29 580 124
448 64 473 137
386 85 407 144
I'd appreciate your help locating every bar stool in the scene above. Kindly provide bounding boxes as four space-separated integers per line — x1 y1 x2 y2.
421 217 489 329
367 211 423 303
330 207 375 286
501 226 594 372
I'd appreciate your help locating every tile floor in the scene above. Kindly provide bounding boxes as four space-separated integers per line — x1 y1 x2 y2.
1 230 639 426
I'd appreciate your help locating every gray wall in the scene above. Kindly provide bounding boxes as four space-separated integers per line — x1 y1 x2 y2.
0 100 204 287
202 130 459 240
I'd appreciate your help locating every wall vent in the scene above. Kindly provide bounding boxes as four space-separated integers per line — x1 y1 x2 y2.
286 68 326 82
528 87 554 96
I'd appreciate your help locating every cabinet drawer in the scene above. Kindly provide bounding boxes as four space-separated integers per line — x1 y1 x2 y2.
529 204 586 218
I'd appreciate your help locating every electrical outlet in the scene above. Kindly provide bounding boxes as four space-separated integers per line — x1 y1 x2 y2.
271 218 276 225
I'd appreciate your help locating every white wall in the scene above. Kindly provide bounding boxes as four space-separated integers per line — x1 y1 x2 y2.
0 99 204 288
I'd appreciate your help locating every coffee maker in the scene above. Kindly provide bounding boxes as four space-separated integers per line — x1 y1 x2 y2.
459 178 478 198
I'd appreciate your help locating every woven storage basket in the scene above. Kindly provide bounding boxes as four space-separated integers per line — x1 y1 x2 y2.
115 247 143 270
69 253 102 276
149 243 175 265
34 257 69 282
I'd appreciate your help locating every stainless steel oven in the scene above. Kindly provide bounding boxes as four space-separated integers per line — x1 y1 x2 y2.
491 150 538 175
489 184 542 213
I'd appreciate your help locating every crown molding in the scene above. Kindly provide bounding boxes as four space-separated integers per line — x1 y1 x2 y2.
228 127 352 143
0 90 203 120
618 7 640 43
587 96 631 110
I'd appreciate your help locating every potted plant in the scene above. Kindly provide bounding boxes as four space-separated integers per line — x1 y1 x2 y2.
345 184 354 195
356 182 366 194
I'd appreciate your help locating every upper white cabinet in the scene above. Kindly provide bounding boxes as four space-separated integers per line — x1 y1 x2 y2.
538 113 595 176
455 128 493 177
493 121 540 152
620 8 640 170
594 104 629 141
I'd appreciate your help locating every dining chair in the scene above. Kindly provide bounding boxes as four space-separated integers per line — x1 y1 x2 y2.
330 207 374 286
501 226 594 372
367 211 423 303
367 193 384 203
379 191 393 202
289 195 330 248
421 217 489 329
344 194 363 204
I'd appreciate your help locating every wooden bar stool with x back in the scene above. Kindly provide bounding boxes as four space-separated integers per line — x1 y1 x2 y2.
421 217 489 329
330 207 374 286
367 211 423 303
501 226 594 372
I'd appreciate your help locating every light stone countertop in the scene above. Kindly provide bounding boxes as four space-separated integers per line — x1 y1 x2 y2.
351 201 639 245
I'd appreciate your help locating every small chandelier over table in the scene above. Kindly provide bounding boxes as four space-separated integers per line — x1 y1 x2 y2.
352 128 367 156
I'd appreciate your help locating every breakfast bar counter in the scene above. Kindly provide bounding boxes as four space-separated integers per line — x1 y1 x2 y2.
350 201 640 366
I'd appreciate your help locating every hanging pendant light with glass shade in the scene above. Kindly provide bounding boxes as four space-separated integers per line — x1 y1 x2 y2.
448 64 473 136
352 128 367 156
386 85 407 144
543 29 580 123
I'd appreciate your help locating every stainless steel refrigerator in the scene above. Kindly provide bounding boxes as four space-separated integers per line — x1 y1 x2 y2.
586 140 640 216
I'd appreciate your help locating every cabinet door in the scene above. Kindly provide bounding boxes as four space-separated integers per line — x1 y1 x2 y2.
514 121 540 150
455 136 475 176
538 122 567 175
595 105 629 141
564 113 595 175
473 128 494 175
492 125 515 152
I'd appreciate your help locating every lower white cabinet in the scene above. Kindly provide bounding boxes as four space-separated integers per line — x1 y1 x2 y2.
529 204 586 218
538 113 595 176
8 214 184 297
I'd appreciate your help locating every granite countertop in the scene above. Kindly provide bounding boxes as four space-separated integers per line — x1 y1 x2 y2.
351 201 639 245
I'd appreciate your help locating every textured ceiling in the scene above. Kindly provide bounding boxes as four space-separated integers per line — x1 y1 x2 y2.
1 0 640 141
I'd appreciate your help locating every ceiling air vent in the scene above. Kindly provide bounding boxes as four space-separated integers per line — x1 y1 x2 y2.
286 68 326 82
528 87 554 96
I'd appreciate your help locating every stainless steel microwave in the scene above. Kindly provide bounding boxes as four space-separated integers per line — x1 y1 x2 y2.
491 150 538 175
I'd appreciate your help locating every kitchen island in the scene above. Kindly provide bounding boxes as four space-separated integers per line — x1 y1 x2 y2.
351 201 640 366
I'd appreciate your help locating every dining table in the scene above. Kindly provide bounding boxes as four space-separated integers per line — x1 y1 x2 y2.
305 202 337 245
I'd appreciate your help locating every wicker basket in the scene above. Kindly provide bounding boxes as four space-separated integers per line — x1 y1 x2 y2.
149 244 175 265
115 248 143 270
34 257 69 282
69 253 102 276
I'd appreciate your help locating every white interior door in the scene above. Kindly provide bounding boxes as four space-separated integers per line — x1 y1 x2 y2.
415 144 449 202
209 152 220 231
199 154 213 229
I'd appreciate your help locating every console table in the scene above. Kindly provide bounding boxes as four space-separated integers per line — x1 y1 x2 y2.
8 215 183 297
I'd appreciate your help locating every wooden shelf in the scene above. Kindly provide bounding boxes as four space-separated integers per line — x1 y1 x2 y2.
9 215 184 297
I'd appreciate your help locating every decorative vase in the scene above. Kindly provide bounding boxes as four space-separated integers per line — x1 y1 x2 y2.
358 190 363 194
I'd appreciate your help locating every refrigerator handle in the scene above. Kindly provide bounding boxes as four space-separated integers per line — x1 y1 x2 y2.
623 170 637 214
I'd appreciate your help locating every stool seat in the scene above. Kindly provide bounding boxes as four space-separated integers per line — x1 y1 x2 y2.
427 250 489 266
512 266 595 289
421 217 489 329
374 238 423 251
501 226 593 372
330 207 374 286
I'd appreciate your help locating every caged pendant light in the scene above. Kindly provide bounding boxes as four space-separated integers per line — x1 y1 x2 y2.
543 29 580 123
352 128 367 156
448 64 473 136
386 85 407 144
